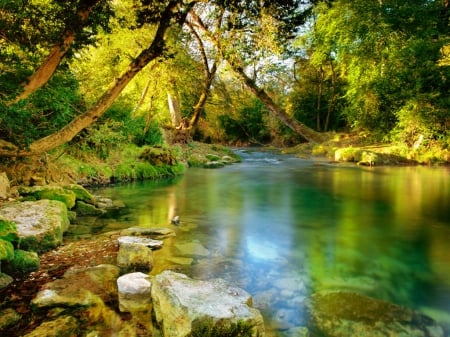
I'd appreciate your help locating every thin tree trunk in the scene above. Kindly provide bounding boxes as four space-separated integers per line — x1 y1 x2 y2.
8 0 101 105
0 1 182 157
167 91 182 126
324 58 337 132
186 21 218 128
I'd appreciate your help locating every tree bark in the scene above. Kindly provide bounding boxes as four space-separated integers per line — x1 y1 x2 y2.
0 1 182 157
186 21 218 128
8 0 101 105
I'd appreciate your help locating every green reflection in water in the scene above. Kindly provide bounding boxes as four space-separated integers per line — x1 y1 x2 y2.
89 153 450 333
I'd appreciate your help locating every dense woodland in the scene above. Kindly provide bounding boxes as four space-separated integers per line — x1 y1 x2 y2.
0 0 449 162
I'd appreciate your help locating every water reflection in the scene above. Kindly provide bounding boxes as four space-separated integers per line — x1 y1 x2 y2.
88 151 450 333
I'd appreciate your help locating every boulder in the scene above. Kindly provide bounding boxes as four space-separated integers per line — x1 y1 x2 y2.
74 200 105 216
117 242 154 273
0 200 69 253
204 161 225 169
151 271 265 337
0 172 10 200
22 315 78 337
19 185 77 209
306 291 445 337
117 272 152 313
64 184 95 204
32 264 120 309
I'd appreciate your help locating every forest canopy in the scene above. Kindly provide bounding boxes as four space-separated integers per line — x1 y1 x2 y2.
0 0 449 157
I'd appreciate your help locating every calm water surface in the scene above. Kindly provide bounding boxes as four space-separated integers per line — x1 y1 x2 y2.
82 150 450 334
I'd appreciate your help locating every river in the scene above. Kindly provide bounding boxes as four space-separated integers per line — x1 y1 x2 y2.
75 149 450 334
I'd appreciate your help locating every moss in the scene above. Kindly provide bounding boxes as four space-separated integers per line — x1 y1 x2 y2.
0 239 14 262
335 147 363 162
5 249 39 274
65 184 95 204
75 201 104 216
19 186 77 209
0 219 18 243
188 319 257 337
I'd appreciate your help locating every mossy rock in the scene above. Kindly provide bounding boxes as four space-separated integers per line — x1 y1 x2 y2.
65 184 95 204
0 273 14 291
0 308 21 331
139 147 178 166
0 239 14 261
4 249 39 274
0 219 18 243
75 201 105 216
19 186 77 209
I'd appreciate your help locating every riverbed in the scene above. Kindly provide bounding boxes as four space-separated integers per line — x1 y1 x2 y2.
72 149 450 334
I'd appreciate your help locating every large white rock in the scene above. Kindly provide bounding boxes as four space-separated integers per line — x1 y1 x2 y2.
117 272 152 313
0 200 69 252
118 236 163 249
151 271 265 337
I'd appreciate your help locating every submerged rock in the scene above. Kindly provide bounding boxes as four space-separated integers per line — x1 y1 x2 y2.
32 264 120 309
22 315 78 337
151 270 265 337
118 235 163 249
306 291 445 337
174 241 210 257
120 226 176 239
0 200 69 252
0 308 20 332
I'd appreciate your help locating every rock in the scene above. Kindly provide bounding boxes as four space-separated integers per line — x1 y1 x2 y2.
18 185 77 209
117 272 152 313
175 241 210 257
0 172 10 200
120 226 176 239
64 184 95 204
165 256 194 265
0 238 14 262
151 271 265 337
204 161 225 169
0 308 21 332
118 235 163 249
3 249 40 274
0 200 69 253
74 200 105 216
0 218 18 243
22 315 78 337
117 242 154 272
32 264 120 309
0 273 13 290
306 291 445 337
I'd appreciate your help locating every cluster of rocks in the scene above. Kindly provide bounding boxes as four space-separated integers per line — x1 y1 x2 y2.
1 224 265 336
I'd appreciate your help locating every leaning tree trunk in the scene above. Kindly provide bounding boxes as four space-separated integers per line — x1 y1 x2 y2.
0 1 182 157
8 0 101 105
232 63 324 143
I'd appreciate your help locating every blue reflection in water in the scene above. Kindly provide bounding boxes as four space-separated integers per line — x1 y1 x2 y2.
89 149 450 334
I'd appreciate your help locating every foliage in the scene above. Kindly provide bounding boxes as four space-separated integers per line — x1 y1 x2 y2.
218 99 271 144
0 71 85 146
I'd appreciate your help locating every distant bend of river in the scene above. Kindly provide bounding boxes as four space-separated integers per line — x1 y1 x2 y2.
76 149 450 333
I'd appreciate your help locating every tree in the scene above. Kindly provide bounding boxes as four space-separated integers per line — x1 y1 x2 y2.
0 0 192 157
187 6 325 143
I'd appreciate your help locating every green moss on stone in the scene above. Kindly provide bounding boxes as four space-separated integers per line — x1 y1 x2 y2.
6 249 40 273
19 186 77 209
0 219 18 243
65 184 95 204
0 239 14 261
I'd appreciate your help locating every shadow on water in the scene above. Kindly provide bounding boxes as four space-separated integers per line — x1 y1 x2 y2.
72 149 450 334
